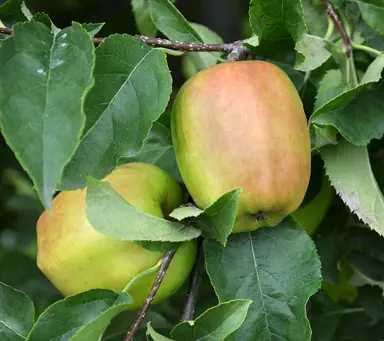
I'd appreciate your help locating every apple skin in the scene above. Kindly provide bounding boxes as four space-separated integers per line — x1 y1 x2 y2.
292 175 334 235
37 162 197 309
171 61 311 233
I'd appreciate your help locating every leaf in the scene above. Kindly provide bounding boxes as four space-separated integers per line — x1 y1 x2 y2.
249 0 307 50
347 252 384 288
121 121 181 182
311 54 384 145
0 0 28 27
355 0 384 36
147 323 174 341
358 286 384 323
195 189 242 246
171 300 252 341
0 282 34 340
314 69 347 111
204 217 322 341
310 125 339 150
321 139 384 236
81 23 104 37
301 0 328 37
86 176 201 242
181 23 224 78
149 0 202 43
26 290 133 341
60 34 172 190
131 0 175 37
170 189 242 246
295 34 332 72
0 21 94 208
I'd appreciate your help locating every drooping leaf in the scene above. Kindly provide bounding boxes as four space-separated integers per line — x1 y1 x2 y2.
204 217 322 341
0 0 28 27
171 300 252 341
322 139 384 236
147 323 174 341
60 34 172 189
0 282 34 341
0 21 94 208
26 290 133 341
86 176 201 242
249 0 307 50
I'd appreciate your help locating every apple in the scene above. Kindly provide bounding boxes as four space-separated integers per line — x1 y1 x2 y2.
171 61 311 233
292 174 334 235
37 162 197 309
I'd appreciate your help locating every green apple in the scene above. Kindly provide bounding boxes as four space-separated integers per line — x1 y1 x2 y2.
171 61 311 233
292 175 334 235
37 162 197 309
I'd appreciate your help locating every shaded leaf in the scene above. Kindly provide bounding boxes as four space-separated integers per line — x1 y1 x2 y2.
355 0 384 36
0 0 28 27
0 282 34 341
147 323 174 341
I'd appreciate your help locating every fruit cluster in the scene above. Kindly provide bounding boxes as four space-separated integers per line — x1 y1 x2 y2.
37 61 313 308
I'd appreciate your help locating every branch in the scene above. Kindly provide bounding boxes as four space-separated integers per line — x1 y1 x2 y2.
0 27 249 60
323 0 352 57
124 250 176 341
181 241 204 321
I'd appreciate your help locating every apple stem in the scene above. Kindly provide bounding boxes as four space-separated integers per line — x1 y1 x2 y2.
181 240 205 321
123 250 176 341
0 27 249 61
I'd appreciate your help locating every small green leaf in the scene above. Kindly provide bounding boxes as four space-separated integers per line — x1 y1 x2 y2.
81 23 104 37
314 69 347 110
204 217 322 341
171 300 252 341
149 0 202 43
0 282 34 340
322 139 384 236
295 34 332 72
0 0 28 26
169 204 203 221
147 323 174 341
60 34 172 190
0 21 94 208
26 289 133 341
86 176 201 242
301 0 328 37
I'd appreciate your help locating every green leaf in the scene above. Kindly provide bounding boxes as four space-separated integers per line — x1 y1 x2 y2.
314 69 347 110
355 0 384 36
347 252 384 288
249 0 307 50
86 176 201 242
147 323 174 341
195 189 242 246
0 282 34 340
204 217 322 341
310 125 339 150
181 23 224 79
149 0 202 43
311 54 384 145
26 290 133 341
60 34 172 190
321 139 384 236
171 300 252 341
0 0 28 27
170 189 242 246
121 121 181 182
0 21 94 208
301 0 328 37
295 34 332 72
358 286 384 322
81 23 104 37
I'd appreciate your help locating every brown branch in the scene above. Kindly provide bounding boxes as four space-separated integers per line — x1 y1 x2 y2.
124 250 176 341
323 0 352 57
181 240 204 322
0 27 249 60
